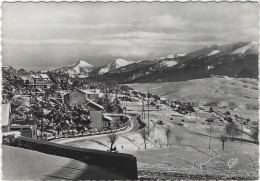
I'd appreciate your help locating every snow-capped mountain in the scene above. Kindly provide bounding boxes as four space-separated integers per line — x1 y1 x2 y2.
90 41 258 83
53 41 258 83
54 60 94 76
98 58 134 74
186 42 252 58
229 41 258 55
155 54 186 68
159 59 178 67
156 54 186 60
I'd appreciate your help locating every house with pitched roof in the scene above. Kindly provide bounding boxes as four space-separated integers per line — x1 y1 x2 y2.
63 88 100 105
17 74 53 91
63 89 110 129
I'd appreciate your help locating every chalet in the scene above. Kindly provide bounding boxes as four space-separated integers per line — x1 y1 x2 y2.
160 97 167 104
12 95 31 107
63 88 100 105
103 115 113 128
10 125 37 139
87 100 104 129
2 103 11 132
17 74 53 90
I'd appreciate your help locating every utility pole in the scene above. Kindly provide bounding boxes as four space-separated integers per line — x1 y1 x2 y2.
241 122 243 145
143 98 145 119
40 107 44 140
148 89 150 136
142 98 144 119
240 118 243 145
125 97 127 117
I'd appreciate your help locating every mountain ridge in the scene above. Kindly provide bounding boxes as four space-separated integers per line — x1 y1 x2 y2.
98 58 135 74
46 41 258 82
54 60 94 75
88 41 258 83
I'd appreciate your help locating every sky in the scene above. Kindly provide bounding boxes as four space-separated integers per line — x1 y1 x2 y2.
2 2 259 71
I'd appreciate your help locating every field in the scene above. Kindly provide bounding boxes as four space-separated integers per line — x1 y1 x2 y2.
129 77 259 112
61 99 258 179
54 77 258 179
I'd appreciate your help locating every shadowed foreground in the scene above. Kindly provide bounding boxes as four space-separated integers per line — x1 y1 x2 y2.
2 145 126 180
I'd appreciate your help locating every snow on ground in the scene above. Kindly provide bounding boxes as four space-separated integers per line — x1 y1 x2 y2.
2 145 126 180
54 99 258 179
99 58 134 74
161 60 178 67
229 41 258 55
207 65 214 70
99 67 109 74
207 50 220 56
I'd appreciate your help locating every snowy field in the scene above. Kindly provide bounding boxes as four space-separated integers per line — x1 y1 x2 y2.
55 98 258 179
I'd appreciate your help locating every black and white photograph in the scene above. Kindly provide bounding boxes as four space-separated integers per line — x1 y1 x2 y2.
1 1 259 180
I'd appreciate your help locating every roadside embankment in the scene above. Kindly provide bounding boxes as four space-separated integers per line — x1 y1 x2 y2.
16 136 138 179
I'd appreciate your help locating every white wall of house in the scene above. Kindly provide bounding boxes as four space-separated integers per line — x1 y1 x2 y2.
90 111 103 128
69 90 86 105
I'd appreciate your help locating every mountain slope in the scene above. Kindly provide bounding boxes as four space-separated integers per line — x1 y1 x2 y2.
229 41 258 55
129 77 259 110
54 60 94 75
185 42 249 58
88 41 258 83
98 58 134 74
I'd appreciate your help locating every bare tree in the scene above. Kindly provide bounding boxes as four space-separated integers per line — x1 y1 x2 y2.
140 128 150 149
151 120 156 139
175 135 183 147
165 125 171 147
107 133 118 152
207 125 215 149
219 135 228 151
158 139 163 148
225 123 241 141
251 127 259 143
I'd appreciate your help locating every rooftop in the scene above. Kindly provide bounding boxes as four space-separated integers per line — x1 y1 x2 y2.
87 100 104 110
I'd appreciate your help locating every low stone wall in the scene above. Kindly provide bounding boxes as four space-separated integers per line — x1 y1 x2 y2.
42 122 130 141
16 136 138 179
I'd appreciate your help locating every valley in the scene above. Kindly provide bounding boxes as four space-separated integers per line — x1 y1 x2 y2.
54 88 259 179
2 3 259 180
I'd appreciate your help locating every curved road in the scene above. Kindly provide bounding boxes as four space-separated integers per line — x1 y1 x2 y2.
52 113 142 145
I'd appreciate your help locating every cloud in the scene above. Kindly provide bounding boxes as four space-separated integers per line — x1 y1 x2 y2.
2 2 259 70
149 14 188 29
2 38 85 45
100 31 181 41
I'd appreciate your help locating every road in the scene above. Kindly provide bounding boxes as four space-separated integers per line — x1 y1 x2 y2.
1 114 141 180
52 113 142 145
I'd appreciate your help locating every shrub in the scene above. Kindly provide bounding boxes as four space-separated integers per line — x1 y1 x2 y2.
225 123 241 140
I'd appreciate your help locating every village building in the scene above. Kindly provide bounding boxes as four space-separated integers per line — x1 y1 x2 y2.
2 103 11 132
160 97 167 104
103 115 113 128
86 100 111 129
12 95 31 107
63 88 101 105
10 125 37 139
63 90 111 129
17 74 53 91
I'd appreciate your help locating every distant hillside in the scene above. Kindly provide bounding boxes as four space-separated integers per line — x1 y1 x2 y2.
130 77 259 111
99 58 134 74
91 58 135 75
88 41 258 83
